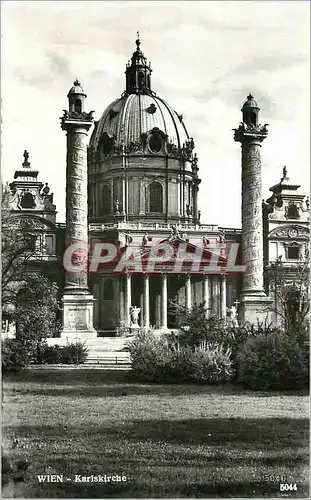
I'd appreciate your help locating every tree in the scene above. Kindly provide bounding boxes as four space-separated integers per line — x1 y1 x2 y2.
14 274 61 362
269 254 309 336
169 301 223 348
1 185 39 308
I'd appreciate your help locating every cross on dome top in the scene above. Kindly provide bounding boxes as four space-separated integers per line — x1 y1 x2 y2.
136 30 141 51
125 32 153 95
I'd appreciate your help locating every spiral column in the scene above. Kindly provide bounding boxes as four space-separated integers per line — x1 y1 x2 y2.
234 94 272 324
60 80 97 339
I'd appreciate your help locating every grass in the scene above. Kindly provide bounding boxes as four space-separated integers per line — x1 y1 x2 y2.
2 368 309 498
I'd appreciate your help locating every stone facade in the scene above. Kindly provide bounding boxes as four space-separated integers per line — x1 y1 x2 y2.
4 39 309 338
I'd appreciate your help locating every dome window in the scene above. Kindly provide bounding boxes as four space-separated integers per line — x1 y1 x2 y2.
101 133 114 155
148 182 163 213
148 134 162 154
21 192 36 209
109 108 119 119
138 71 145 89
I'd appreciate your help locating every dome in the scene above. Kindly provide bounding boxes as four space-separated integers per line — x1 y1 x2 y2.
89 93 189 153
242 93 259 110
68 79 86 97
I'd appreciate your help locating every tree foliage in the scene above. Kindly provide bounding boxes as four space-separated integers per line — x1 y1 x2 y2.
1 185 39 307
15 274 61 346
169 301 224 349
269 254 310 335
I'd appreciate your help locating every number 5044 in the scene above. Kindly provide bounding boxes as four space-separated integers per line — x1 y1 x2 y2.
280 483 298 491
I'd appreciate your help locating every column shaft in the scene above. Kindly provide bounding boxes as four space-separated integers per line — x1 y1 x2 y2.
220 275 227 320
203 275 210 318
186 275 192 310
122 176 126 215
125 274 132 326
155 295 161 328
161 274 167 330
241 140 265 294
65 129 89 290
143 275 150 329
119 281 125 324
211 277 219 317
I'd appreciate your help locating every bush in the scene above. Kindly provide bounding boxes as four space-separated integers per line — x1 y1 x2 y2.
60 342 88 364
185 345 233 383
128 331 233 384
129 332 172 382
237 331 309 390
40 341 88 365
41 344 63 364
2 339 29 373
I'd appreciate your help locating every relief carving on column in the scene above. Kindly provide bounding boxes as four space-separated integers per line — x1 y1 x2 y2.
66 131 89 289
241 144 264 292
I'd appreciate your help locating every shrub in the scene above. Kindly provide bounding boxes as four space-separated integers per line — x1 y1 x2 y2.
237 331 309 390
128 331 233 384
185 344 233 383
129 331 172 382
41 344 63 364
2 339 29 373
40 341 88 365
60 342 88 364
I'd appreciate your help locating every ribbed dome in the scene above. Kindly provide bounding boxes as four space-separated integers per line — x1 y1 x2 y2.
242 93 259 110
67 79 86 97
89 93 190 152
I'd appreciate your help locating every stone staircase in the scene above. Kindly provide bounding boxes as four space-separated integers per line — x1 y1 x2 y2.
83 336 132 366
46 336 133 366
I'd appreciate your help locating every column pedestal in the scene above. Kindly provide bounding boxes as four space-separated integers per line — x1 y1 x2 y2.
61 292 97 340
239 294 273 325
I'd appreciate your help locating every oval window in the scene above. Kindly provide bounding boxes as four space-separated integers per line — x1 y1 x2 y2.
149 135 162 153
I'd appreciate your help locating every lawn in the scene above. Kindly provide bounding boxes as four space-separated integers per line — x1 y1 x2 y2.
2 368 309 498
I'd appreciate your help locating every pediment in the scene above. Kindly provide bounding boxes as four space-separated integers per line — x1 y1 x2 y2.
268 225 309 240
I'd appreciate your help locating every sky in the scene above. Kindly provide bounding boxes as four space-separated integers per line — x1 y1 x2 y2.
1 0 310 227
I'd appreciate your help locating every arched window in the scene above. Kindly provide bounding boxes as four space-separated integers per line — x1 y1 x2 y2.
102 185 112 215
101 133 113 155
74 99 82 114
149 182 163 213
250 112 257 126
103 279 114 301
21 192 36 209
138 71 145 89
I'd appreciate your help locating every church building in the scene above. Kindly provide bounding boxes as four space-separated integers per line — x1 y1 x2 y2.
5 36 310 338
